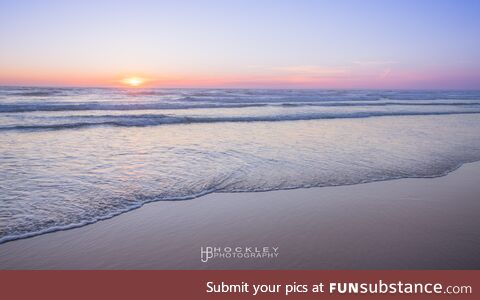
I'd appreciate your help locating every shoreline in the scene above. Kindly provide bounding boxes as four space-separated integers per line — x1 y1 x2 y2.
0 158 477 246
1 161 479 269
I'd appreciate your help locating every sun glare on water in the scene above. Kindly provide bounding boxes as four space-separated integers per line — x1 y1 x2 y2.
122 77 144 87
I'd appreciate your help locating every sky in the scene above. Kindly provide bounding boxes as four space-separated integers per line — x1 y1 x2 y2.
1 0 479 89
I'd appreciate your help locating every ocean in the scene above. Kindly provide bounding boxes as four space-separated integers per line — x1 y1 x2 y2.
1 87 480 244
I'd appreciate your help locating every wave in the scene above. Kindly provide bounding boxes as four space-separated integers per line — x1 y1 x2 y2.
0 188 217 245
0 158 478 245
1 100 479 113
2 110 480 131
10 91 62 97
0 102 269 113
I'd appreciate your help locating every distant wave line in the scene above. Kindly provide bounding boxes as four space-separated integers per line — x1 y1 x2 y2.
1 101 480 113
2 111 480 132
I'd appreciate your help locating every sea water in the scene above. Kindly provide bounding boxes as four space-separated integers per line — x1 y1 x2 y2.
1 87 480 243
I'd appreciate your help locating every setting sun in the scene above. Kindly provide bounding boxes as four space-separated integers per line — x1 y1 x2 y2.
122 77 144 87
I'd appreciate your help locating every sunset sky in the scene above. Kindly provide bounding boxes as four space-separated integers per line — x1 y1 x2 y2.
1 0 479 89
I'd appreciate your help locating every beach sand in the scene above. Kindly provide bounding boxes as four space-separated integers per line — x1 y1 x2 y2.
1 162 479 269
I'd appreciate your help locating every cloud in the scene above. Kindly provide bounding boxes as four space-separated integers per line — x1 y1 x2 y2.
353 60 398 66
245 65 349 77
272 65 349 76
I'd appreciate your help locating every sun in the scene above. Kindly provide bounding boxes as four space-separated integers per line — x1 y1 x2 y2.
122 77 144 87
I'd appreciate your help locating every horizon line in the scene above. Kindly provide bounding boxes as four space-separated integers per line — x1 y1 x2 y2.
1 84 479 92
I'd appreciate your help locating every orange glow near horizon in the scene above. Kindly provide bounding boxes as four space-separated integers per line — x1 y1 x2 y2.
1 67 479 90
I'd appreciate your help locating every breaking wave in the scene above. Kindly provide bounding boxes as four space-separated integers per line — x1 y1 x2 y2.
1 110 480 131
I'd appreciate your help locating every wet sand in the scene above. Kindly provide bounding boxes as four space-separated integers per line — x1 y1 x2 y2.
1 162 479 269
